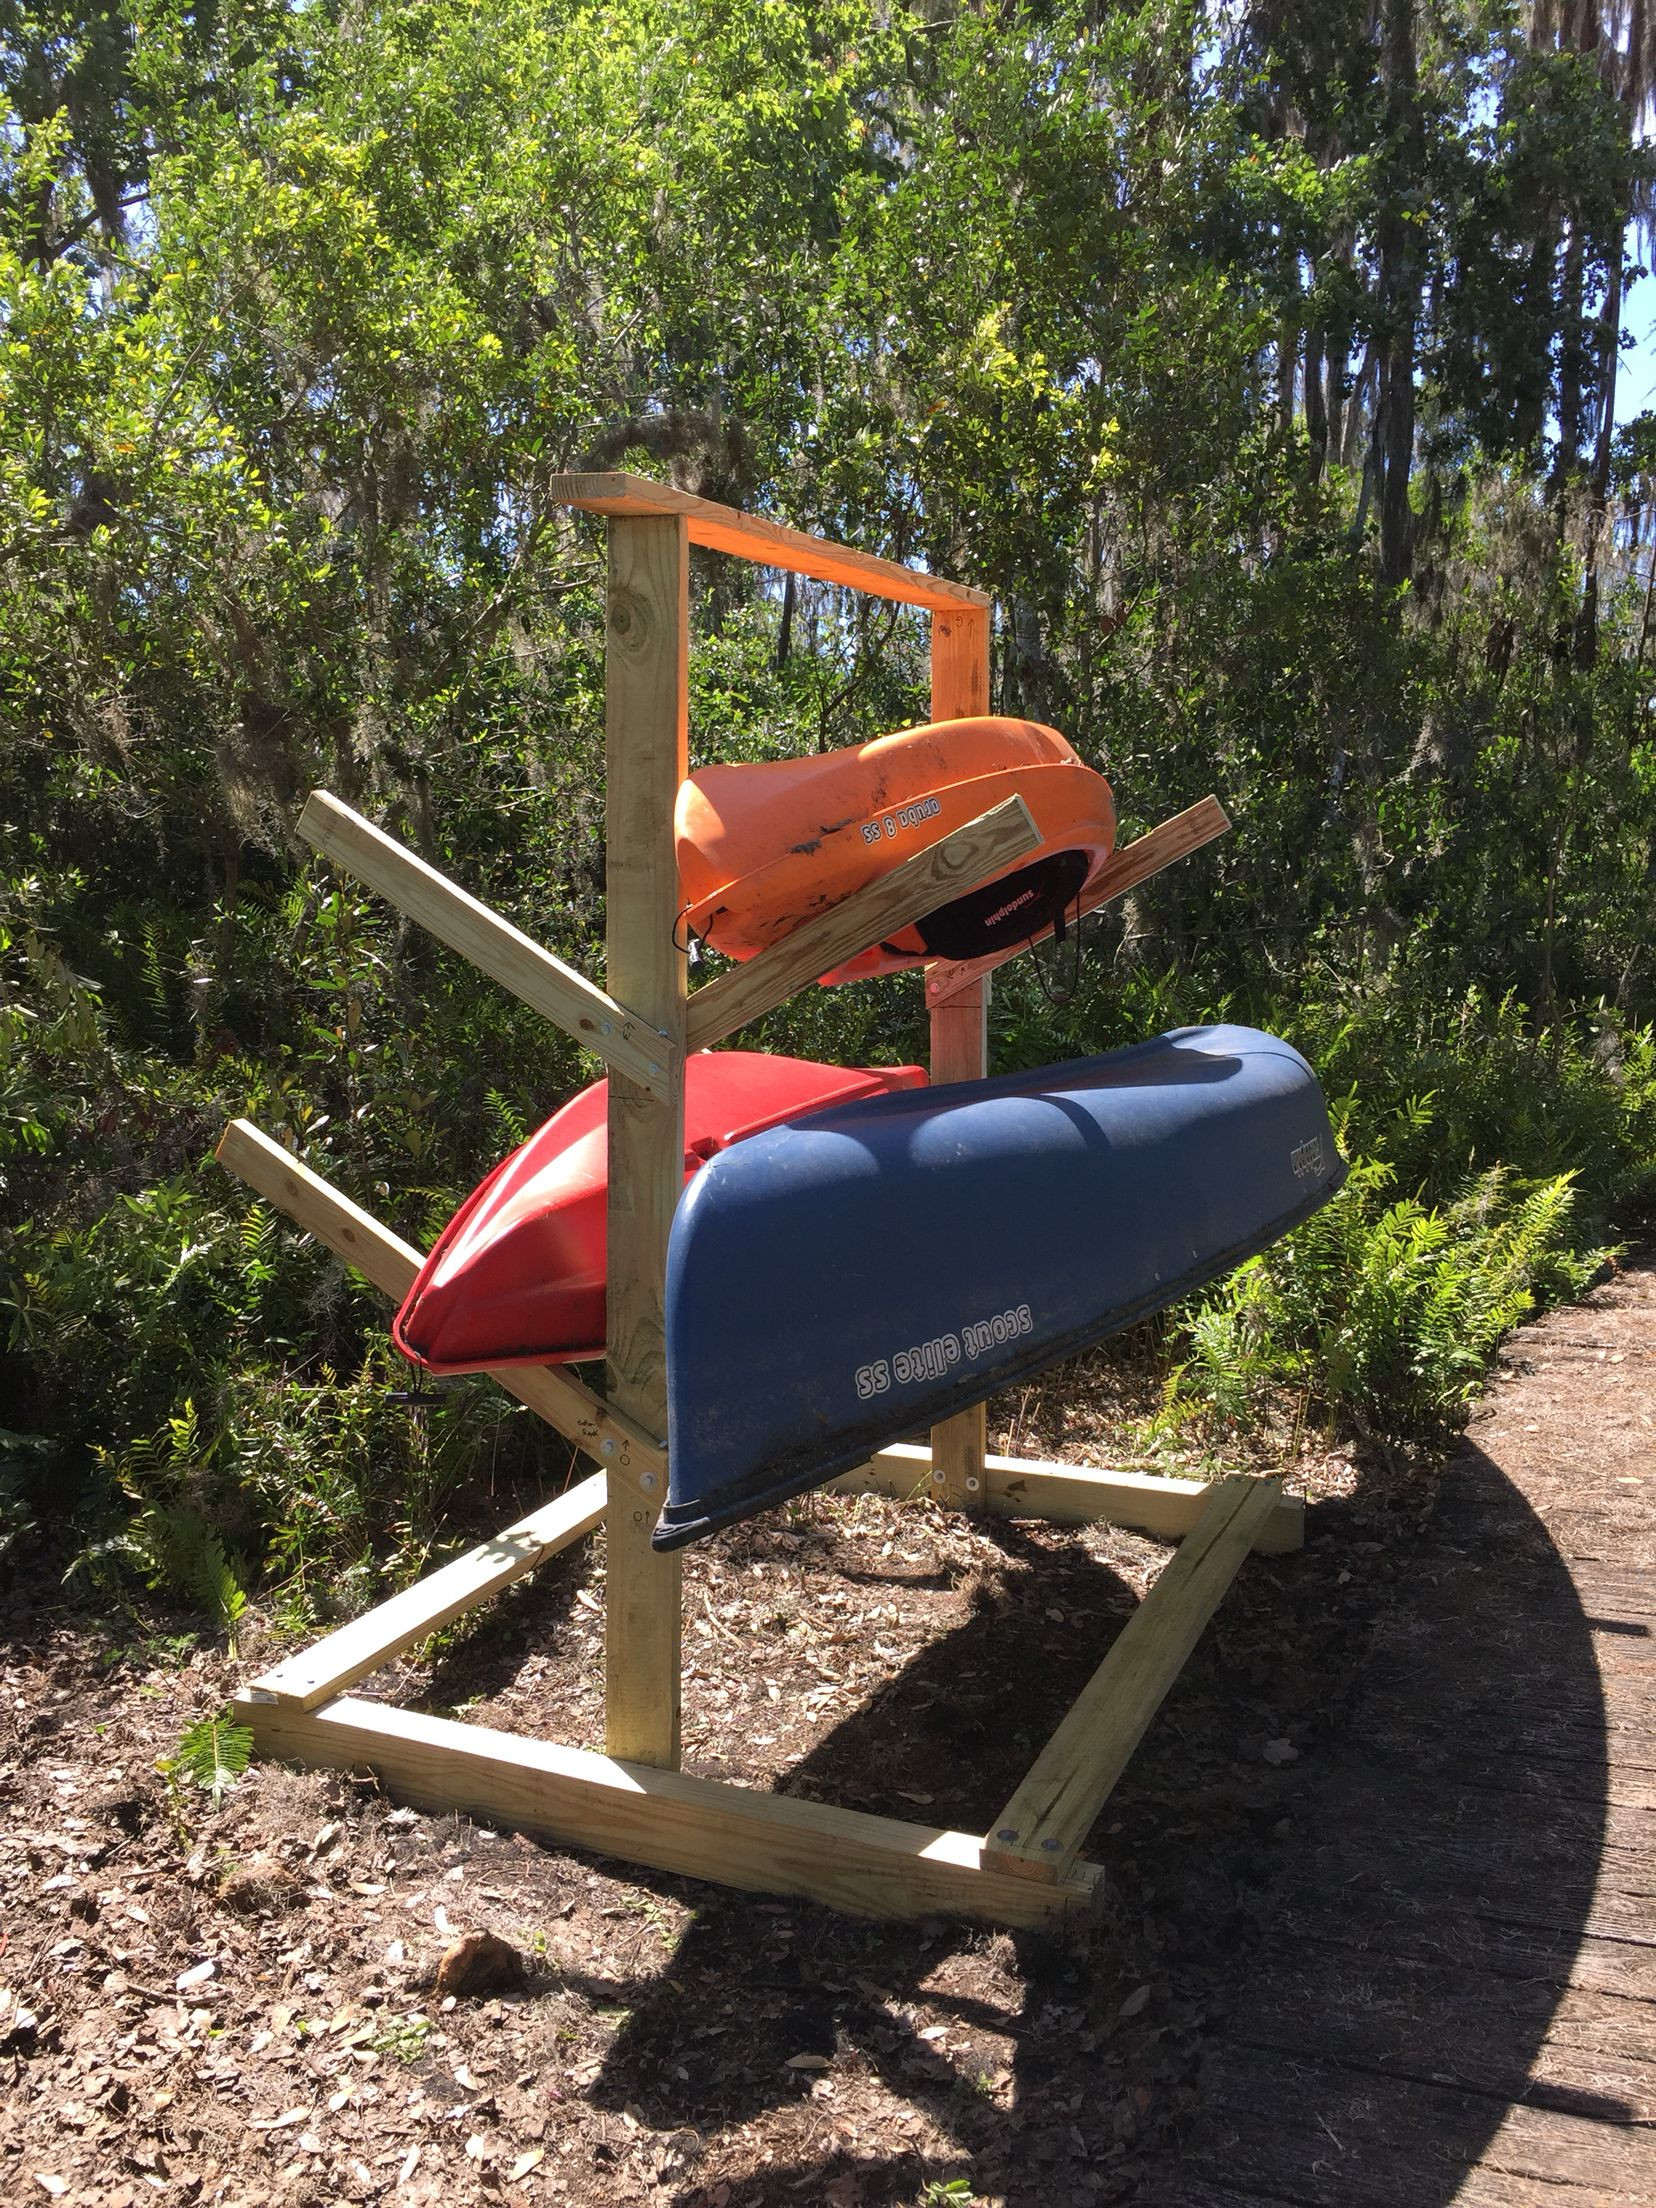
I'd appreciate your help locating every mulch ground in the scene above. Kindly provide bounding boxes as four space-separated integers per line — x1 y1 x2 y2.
2 1281 1644 2208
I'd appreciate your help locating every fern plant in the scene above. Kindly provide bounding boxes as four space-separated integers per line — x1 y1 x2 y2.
127 1503 250 1651
76 1404 252 1646
1160 1147 1605 1444
158 1709 254 1817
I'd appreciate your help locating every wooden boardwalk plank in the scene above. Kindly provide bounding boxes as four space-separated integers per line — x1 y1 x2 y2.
1147 1263 1656 2205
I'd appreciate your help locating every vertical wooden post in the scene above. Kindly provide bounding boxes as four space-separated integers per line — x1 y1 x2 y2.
927 605 992 1508
603 514 688 1766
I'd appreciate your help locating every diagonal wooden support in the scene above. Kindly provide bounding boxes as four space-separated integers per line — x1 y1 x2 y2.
214 1119 665 1483
983 1473 1283 1881
237 1692 1101 1929
686 794 1041 1050
925 794 1231 1006
250 1473 608 1711
299 791 676 1100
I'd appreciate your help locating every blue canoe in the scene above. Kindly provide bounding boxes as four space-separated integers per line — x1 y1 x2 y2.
653 1024 1344 1550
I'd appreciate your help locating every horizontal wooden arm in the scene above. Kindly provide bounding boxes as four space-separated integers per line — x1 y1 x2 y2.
299 791 675 1100
239 1693 1099 1929
685 794 1042 1051
832 1442 1303 1553
214 1119 666 1482
546 471 991 614
925 794 1231 1006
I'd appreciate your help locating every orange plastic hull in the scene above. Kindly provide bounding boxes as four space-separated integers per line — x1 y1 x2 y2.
676 717 1115 983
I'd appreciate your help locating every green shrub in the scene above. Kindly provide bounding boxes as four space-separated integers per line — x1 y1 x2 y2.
1160 1155 1604 1444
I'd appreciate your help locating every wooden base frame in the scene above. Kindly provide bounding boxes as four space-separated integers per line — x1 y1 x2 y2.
223 473 1290 1931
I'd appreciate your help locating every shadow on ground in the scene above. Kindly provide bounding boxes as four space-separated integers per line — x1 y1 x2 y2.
550 1446 1606 2207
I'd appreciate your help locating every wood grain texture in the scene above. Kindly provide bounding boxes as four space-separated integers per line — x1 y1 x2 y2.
239 1693 1101 1929
925 974 989 1508
602 514 687 1768
829 1443 1304 1554
298 791 673 1097
251 1474 608 1710
214 1119 663 1478
545 472 990 611
925 606 993 1507
685 795 1040 1051
925 794 1231 1005
983 1474 1282 1879
929 605 992 720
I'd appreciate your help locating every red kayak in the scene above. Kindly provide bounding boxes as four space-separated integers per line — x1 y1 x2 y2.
392 1052 927 1373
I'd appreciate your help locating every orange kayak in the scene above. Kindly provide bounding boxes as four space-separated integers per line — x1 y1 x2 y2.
676 717 1115 983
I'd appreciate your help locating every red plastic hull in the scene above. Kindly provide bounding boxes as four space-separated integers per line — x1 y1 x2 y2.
392 1052 927 1374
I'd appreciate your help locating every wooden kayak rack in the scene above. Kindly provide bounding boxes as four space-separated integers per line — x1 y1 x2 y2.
224 473 1294 1929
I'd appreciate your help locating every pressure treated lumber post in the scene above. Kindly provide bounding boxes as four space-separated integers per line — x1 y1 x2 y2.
928 604 992 1508
240 1694 1101 1928
603 513 688 1767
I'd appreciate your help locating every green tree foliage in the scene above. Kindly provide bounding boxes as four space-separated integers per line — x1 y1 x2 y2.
3 0 1655 1602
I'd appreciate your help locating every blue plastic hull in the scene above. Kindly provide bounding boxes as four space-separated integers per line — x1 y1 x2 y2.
655 1025 1345 1550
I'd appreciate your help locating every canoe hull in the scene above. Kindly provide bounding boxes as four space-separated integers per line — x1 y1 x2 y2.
392 1053 926 1375
676 717 1115 983
655 1026 1345 1549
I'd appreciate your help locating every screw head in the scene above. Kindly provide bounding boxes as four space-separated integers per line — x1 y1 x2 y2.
965 1475 981 1492
601 1439 615 1456
996 1826 1020 1844
1040 1837 1062 1853
640 1472 657 1492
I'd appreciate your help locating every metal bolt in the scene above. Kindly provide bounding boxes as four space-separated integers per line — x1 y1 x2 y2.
965 1475 981 1492
601 1020 613 1036
996 1827 1020 1845
649 1062 662 1077
640 1472 657 1492
602 1439 615 1456
1040 1837 1062 1853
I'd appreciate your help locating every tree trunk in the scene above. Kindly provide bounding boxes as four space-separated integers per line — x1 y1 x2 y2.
1374 0 1420 592
1305 325 1328 479
1277 327 1297 425
1575 0 1642 669
1552 219 1588 499
775 571 796 671
1575 261 1621 669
